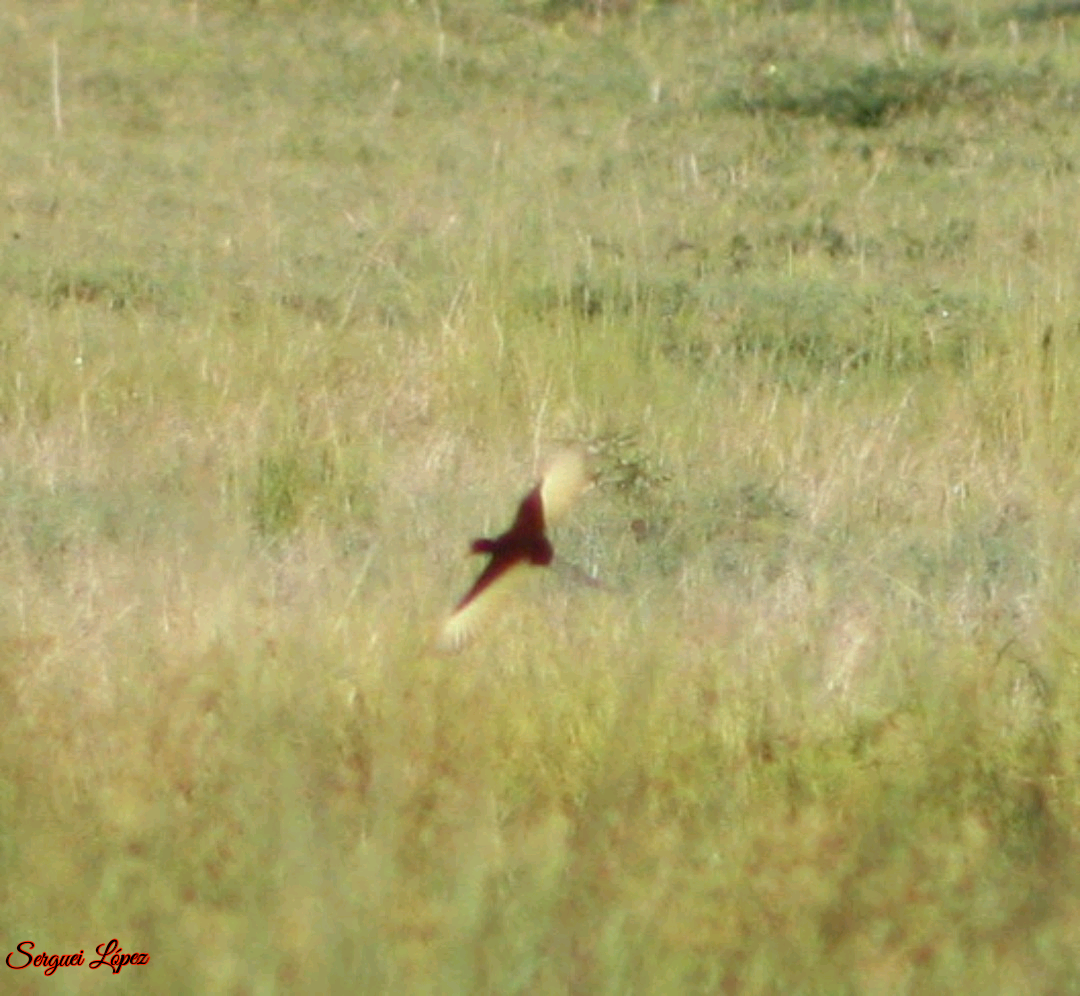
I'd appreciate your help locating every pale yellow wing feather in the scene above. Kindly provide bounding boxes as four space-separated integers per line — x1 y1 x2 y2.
538 447 590 525
435 564 528 653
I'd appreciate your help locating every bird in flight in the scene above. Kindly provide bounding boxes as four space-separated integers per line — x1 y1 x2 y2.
437 448 591 652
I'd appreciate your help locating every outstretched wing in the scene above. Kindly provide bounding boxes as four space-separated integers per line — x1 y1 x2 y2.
507 484 545 538
437 552 526 653
538 447 590 525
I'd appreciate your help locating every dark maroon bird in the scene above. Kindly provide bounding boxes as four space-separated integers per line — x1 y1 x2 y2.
438 448 589 651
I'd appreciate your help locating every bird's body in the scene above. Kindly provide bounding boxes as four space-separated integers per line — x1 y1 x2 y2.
437 448 589 652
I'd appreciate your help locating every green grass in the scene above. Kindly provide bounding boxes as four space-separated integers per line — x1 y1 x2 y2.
4 0 1080 991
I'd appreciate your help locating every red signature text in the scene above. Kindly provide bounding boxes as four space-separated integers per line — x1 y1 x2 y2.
7 942 83 977
7 939 149 976
89 939 150 973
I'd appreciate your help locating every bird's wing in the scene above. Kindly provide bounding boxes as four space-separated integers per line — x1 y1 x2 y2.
436 553 525 653
508 485 545 537
538 447 590 525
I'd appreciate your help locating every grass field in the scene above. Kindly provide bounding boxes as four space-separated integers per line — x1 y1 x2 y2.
5 0 1080 991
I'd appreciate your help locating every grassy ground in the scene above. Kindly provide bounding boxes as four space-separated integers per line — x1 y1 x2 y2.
4 0 1080 991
